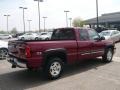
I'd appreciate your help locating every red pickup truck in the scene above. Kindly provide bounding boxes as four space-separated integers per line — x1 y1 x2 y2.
8 27 115 79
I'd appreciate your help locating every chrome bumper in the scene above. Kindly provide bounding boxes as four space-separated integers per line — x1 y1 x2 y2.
7 57 27 68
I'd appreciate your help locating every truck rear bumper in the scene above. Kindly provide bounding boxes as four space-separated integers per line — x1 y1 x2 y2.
7 57 27 68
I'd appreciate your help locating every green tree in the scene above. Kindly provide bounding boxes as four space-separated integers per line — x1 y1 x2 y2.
0 30 6 34
72 17 85 27
11 27 18 34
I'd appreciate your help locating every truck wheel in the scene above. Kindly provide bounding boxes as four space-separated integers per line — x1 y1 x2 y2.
102 48 113 62
44 57 63 80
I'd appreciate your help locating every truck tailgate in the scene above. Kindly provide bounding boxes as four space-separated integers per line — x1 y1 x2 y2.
8 40 27 59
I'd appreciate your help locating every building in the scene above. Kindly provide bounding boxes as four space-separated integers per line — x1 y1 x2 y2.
85 12 120 30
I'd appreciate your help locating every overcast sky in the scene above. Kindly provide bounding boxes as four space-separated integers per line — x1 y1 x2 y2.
0 0 120 32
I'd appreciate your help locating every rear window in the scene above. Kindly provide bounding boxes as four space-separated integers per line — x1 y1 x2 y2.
51 28 75 40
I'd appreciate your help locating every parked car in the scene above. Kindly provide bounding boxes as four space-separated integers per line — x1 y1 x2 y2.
8 27 115 79
18 33 39 40
0 34 12 39
99 30 120 42
39 32 52 40
0 40 8 59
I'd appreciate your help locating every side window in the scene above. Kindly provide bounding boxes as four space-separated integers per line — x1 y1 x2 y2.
88 29 100 40
51 29 75 40
79 29 89 41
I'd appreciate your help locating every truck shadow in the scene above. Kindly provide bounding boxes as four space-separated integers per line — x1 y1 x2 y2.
0 58 108 90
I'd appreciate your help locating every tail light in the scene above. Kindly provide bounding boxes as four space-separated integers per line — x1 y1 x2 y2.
25 46 31 58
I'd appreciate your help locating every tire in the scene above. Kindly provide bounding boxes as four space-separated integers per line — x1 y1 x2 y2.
102 48 113 63
21 37 24 40
0 48 8 59
44 57 64 80
45 38 49 40
35 37 39 40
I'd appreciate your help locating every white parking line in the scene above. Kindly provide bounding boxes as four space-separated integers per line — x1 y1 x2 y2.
113 56 120 62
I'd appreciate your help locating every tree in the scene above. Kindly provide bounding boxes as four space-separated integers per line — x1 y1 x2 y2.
0 30 6 34
72 17 85 27
11 27 18 34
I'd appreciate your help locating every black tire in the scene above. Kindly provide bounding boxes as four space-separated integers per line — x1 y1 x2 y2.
21 37 24 40
0 48 8 59
35 37 39 40
44 57 64 80
102 48 113 63
45 38 49 40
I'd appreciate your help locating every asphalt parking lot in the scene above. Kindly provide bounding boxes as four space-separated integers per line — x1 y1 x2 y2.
0 42 120 90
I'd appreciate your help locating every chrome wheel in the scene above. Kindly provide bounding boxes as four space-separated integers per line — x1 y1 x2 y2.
0 49 8 59
50 62 61 77
107 49 112 61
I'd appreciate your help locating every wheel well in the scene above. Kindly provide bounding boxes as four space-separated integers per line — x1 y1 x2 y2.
106 45 114 52
44 51 67 65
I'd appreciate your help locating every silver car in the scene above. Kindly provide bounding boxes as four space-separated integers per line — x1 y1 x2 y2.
18 33 39 40
99 30 120 42
0 40 8 59
39 32 52 40
0 34 12 39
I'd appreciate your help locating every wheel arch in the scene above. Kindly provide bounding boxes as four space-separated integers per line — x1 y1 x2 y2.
105 44 115 53
43 48 67 67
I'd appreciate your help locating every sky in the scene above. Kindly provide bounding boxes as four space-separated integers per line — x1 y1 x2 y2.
0 0 120 32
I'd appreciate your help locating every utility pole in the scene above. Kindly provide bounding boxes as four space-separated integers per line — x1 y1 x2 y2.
43 17 47 32
28 20 32 32
96 0 99 29
34 0 43 32
64 10 70 27
19 7 27 34
4 14 10 33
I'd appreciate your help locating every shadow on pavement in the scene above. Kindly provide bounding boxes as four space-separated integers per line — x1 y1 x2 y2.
0 58 108 90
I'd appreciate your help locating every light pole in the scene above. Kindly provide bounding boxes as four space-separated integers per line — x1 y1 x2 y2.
96 0 99 29
43 17 47 32
69 18 72 27
64 10 70 27
34 0 43 33
4 15 10 33
28 20 32 32
19 7 27 34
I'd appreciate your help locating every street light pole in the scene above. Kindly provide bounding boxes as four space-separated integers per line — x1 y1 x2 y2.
43 17 47 32
96 0 99 29
64 10 70 27
69 18 72 27
28 20 32 32
34 0 43 33
38 0 41 33
19 7 27 34
4 15 10 33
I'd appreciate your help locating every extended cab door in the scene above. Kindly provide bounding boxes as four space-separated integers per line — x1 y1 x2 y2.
77 29 93 60
87 29 105 57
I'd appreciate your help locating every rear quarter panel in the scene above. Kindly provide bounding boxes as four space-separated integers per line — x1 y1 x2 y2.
27 40 78 64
